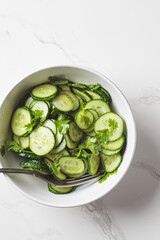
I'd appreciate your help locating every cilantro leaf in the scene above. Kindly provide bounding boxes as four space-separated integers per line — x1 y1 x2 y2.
86 137 101 154
32 109 44 118
6 140 42 160
108 118 118 130
74 137 101 156
57 120 70 134
96 129 110 144
95 119 118 143
25 109 45 132
81 150 90 158
56 113 70 134
6 140 20 150
6 140 25 156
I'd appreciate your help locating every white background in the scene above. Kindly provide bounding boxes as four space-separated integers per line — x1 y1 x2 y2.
0 1 160 239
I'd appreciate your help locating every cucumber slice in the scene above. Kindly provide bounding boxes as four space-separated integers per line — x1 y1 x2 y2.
58 156 85 175
85 90 103 100
60 90 79 111
93 88 110 102
31 84 57 101
100 87 112 103
72 88 91 102
42 119 56 135
82 109 98 133
13 135 20 145
60 85 71 91
30 126 55 156
69 122 83 142
30 101 49 119
64 133 78 149
52 93 74 112
101 136 125 150
48 184 74 194
84 100 111 116
67 159 88 178
47 138 66 155
25 96 34 108
75 109 94 130
19 136 30 149
46 149 69 162
95 112 124 141
20 159 50 175
88 154 100 175
100 148 121 156
86 130 96 137
88 109 99 120
55 130 63 147
11 107 32 136
82 123 94 133
49 76 69 85
75 94 84 104
100 153 122 172
45 158 66 181
68 83 87 89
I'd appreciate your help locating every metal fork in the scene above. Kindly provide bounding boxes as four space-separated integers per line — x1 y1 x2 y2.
0 168 105 187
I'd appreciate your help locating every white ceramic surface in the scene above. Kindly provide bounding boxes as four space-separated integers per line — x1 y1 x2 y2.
0 66 136 207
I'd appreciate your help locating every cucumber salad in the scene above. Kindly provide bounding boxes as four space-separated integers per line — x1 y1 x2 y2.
7 76 125 194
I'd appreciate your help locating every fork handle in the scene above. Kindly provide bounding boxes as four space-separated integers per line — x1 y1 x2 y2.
0 168 35 175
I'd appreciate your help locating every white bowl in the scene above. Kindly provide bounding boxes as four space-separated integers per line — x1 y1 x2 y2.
0 66 136 207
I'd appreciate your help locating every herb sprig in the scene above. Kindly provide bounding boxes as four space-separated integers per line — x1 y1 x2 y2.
55 113 70 134
25 110 45 133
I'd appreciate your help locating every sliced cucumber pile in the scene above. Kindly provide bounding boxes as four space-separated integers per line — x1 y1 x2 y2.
7 76 126 194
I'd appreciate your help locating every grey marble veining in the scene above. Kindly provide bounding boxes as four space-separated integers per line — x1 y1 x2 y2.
26 227 61 240
32 32 76 64
82 198 125 240
19 17 91 66
132 162 160 181
131 87 160 105
1 1 160 239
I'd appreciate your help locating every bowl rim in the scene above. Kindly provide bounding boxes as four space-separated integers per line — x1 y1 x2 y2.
0 64 137 208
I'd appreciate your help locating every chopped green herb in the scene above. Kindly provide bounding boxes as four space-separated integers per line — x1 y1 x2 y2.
99 169 118 183
86 137 101 154
108 118 118 130
25 109 45 133
96 129 110 144
74 136 101 156
6 140 42 160
6 140 20 151
56 113 70 134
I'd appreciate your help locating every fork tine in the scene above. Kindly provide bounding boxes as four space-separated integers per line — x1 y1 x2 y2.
64 173 91 181
65 172 104 183
0 168 105 188
47 172 105 187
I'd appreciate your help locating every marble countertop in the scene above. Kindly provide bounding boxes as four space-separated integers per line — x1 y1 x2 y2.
0 0 160 239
